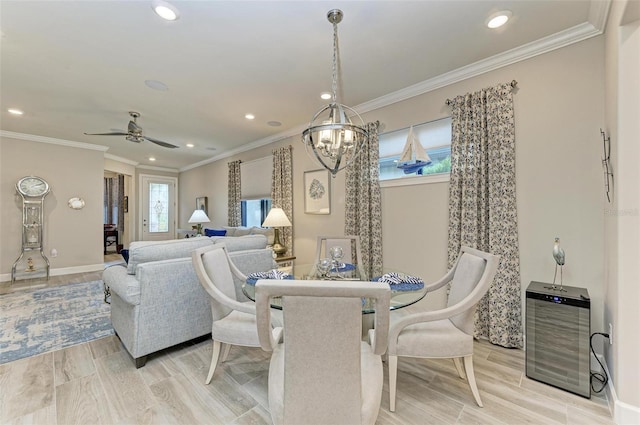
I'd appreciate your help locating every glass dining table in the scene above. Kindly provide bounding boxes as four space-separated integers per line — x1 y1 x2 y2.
241 263 428 314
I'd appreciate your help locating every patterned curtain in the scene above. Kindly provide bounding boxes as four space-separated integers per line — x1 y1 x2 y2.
448 82 522 348
117 175 124 233
271 146 294 256
345 122 383 279
104 177 115 224
228 160 242 226
104 175 124 233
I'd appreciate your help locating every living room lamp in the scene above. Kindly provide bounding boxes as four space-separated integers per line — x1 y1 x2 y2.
188 209 210 236
262 207 292 256
302 9 368 177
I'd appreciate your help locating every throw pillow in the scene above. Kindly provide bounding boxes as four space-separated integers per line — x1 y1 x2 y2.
204 228 227 237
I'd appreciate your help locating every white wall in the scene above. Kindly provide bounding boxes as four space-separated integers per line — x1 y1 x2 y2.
0 136 105 278
180 36 607 327
604 0 640 417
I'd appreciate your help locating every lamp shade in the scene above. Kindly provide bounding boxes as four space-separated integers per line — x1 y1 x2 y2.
262 208 291 227
188 209 210 224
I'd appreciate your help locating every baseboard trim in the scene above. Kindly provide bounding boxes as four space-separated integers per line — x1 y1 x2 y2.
599 354 640 425
0 263 104 283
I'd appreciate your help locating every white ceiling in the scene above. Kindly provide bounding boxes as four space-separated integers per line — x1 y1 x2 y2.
0 1 606 171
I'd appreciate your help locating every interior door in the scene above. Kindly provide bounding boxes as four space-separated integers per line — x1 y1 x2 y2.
140 175 177 241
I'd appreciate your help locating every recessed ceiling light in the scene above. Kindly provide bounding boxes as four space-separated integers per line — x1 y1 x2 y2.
145 79 169 91
8 108 24 115
186 143 194 148
245 114 255 120
267 121 282 127
149 157 156 161
486 10 512 29
320 92 332 100
152 1 180 21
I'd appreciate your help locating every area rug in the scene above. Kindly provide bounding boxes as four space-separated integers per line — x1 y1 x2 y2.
0 280 114 365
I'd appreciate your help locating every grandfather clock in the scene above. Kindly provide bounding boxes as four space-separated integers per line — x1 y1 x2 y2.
12 176 51 283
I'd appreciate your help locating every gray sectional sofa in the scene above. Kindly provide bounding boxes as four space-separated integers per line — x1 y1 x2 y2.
103 235 277 367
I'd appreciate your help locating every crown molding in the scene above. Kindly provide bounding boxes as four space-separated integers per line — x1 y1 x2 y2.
355 21 603 114
0 131 178 171
0 130 109 152
179 123 307 172
137 164 180 173
588 0 611 32
104 153 138 166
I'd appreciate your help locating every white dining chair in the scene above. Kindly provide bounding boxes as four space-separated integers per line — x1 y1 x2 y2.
255 279 390 425
192 244 280 384
315 235 367 280
386 246 500 411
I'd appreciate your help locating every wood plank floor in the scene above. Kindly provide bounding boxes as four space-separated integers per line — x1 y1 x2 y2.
0 257 615 425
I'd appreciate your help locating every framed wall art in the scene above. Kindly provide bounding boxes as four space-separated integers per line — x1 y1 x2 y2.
196 196 208 215
304 169 330 214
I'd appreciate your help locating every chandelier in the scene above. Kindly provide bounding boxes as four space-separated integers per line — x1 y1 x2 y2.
302 9 367 176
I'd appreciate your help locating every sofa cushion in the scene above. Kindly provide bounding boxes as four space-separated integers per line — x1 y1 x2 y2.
222 226 239 236
126 237 212 274
204 228 227 237
233 227 252 237
210 234 268 252
250 227 275 245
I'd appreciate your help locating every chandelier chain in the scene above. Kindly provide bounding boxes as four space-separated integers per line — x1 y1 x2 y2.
332 20 338 104
301 9 367 176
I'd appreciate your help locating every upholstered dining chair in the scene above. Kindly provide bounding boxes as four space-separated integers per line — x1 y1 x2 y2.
315 235 366 279
255 279 391 425
386 246 500 411
192 244 280 385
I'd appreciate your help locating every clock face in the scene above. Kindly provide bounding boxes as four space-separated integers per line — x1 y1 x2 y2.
17 176 49 197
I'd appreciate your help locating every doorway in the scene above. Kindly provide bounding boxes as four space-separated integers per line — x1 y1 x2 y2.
139 174 177 241
104 173 125 254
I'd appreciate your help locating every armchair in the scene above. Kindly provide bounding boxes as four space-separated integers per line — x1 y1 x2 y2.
387 246 500 411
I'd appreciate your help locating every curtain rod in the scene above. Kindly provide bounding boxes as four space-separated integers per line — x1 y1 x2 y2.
378 116 451 137
239 155 271 166
445 80 518 106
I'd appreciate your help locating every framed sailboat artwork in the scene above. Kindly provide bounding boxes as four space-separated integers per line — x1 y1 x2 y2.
397 126 432 175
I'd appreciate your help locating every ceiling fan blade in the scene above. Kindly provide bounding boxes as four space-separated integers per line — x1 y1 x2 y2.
144 136 179 149
84 132 129 136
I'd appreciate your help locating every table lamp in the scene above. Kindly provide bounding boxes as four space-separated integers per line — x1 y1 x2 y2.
262 207 292 256
188 209 210 236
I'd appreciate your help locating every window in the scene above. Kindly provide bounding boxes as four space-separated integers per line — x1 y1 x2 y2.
148 183 169 232
241 199 272 227
379 117 452 185
240 156 272 227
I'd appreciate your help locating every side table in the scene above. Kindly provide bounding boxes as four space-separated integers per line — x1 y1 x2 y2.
274 255 295 272
178 229 197 238
274 255 296 263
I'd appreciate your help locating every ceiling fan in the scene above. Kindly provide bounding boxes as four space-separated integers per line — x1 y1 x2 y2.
84 111 179 149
